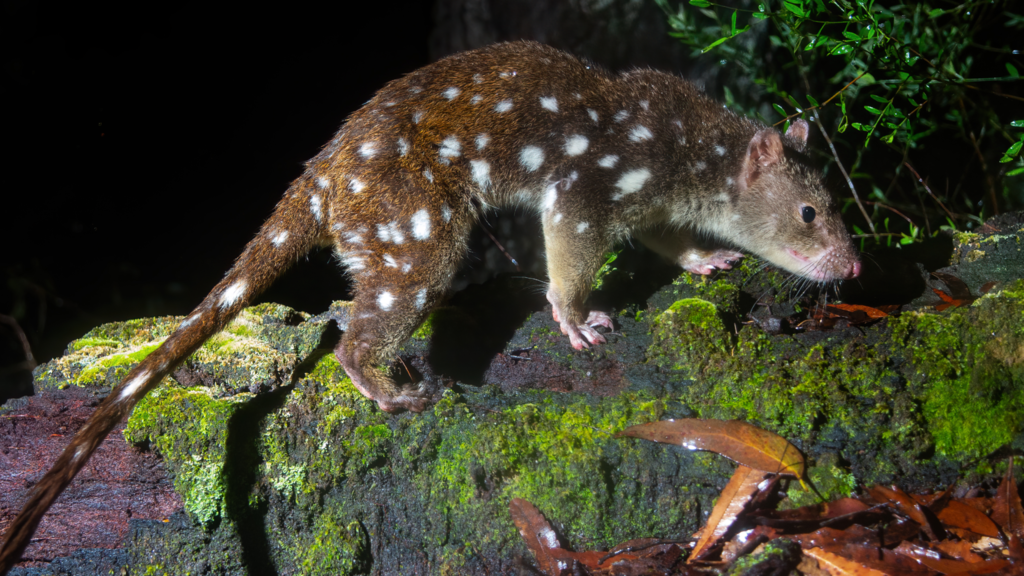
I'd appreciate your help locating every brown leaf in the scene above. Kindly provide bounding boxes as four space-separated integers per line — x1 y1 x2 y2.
841 543 940 575
616 419 805 480
931 272 974 301
934 501 1001 539
991 462 1024 540
510 498 565 576
825 304 890 320
802 546 890 575
689 465 765 562
790 526 879 552
934 540 983 563
893 541 1010 574
868 485 945 541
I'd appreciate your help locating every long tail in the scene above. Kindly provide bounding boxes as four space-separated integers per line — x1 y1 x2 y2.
0 177 329 573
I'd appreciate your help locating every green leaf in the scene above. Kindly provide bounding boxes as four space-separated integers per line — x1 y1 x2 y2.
843 31 861 41
865 105 883 115
1006 63 1020 78
927 8 944 17
731 10 738 34
773 103 787 117
1011 120 1024 128
1008 167 1024 177
783 0 807 17
832 44 854 55
702 35 733 52
806 94 820 107
900 235 914 245
1007 140 1023 157
851 122 869 131
858 73 877 85
752 12 769 19
689 0 711 7
869 94 889 104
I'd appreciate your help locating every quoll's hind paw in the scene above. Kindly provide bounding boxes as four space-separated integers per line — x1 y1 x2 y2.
682 249 745 275
560 310 614 350
376 386 431 413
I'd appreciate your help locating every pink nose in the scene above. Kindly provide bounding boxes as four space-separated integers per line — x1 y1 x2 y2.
847 260 862 279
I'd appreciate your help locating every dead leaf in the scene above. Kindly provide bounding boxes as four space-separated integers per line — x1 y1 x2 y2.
931 272 973 301
991 461 1024 540
934 540 983 563
893 541 1009 574
934 501 1001 538
803 546 890 575
510 498 566 576
868 485 945 541
616 419 805 481
825 304 890 320
841 543 938 575
689 465 765 562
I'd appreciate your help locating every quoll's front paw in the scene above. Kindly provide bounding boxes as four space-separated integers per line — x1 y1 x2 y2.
682 249 745 275
560 311 614 350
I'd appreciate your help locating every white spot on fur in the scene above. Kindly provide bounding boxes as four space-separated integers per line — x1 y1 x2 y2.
553 213 563 223
341 252 365 271
470 95 483 105
564 135 589 156
612 168 652 201
220 280 247 308
378 291 395 311
441 203 452 223
613 110 629 122
473 74 483 84
576 222 589 233
692 161 707 172
411 209 432 240
542 183 558 212
383 254 398 268
439 136 461 160
540 96 559 112
350 179 365 193
598 155 619 168
476 134 490 150
271 230 289 247
359 142 377 158
397 138 409 156
470 160 491 190
316 176 330 189
726 177 734 186
629 125 653 142
402 262 412 273
413 110 424 124
587 109 599 123
715 145 726 156
344 231 364 245
714 192 730 202
640 100 650 110
119 369 151 401
423 169 434 183
377 222 405 244
414 289 427 310
310 195 323 222
495 99 513 113
409 86 423 94
520 146 545 172
443 86 461 100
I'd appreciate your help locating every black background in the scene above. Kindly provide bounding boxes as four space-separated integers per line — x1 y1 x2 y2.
3 3 435 369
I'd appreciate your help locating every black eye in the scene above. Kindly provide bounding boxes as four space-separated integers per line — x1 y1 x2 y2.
801 206 816 223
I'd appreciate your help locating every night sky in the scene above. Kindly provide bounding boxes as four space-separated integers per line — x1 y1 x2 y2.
4 4 434 367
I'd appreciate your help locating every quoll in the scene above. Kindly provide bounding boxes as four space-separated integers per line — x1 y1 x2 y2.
0 41 860 571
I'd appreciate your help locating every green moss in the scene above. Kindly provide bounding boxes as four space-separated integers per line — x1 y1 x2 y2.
411 311 442 340
413 391 678 550
785 462 857 508
124 385 250 524
287 512 368 575
73 341 163 386
890 286 1024 458
68 337 123 351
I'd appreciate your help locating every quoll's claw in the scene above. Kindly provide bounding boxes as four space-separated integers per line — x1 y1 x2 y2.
586 311 614 330
560 311 613 350
376 386 430 413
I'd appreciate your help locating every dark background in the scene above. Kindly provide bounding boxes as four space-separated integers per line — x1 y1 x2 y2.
2 4 439 382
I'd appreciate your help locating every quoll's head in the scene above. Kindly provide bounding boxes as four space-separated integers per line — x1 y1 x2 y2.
735 119 861 282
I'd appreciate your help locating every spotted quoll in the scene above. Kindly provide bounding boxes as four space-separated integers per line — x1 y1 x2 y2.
0 41 861 570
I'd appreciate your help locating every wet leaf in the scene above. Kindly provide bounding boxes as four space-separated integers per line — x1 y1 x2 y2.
690 465 765 562
991 462 1024 540
616 419 805 480
868 485 944 541
933 501 1001 538
510 498 565 575
931 272 973 301
893 541 1009 574
802 546 890 575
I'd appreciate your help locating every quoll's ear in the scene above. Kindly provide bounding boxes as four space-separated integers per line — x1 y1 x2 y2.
742 128 785 189
785 119 810 151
